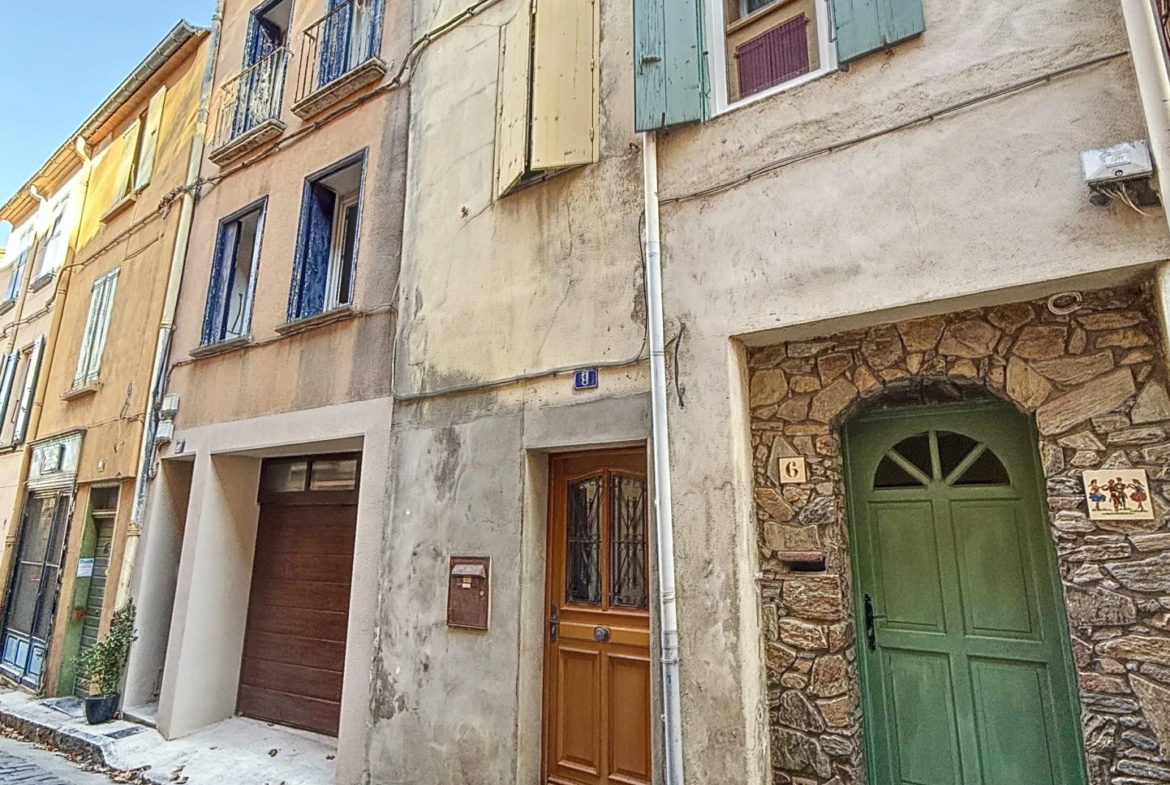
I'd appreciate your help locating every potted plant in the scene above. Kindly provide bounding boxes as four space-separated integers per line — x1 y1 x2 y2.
78 601 136 725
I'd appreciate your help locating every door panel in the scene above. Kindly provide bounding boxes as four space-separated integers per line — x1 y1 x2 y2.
970 660 1058 785
237 497 356 736
845 405 1087 785
545 448 650 785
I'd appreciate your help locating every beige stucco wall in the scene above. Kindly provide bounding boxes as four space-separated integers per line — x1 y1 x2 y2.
652 0 1170 781
167 0 410 430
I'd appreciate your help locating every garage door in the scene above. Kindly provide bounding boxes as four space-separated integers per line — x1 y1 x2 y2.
237 454 359 736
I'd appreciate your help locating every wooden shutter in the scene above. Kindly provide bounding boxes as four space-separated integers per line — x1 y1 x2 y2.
74 271 119 386
495 7 533 198
290 184 335 320
135 86 167 192
13 337 45 446
203 221 240 344
113 120 142 203
833 0 925 64
0 351 20 436
530 0 598 170
633 0 705 130
736 16 810 98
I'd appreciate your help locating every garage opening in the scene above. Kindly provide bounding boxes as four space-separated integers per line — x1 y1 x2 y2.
236 453 359 736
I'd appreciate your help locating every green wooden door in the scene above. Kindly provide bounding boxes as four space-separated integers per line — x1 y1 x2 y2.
843 402 1087 785
74 517 113 697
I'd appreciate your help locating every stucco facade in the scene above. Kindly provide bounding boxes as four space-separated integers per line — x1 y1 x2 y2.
127 1 410 782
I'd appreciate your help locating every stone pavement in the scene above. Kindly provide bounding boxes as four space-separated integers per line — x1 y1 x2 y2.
0 735 110 784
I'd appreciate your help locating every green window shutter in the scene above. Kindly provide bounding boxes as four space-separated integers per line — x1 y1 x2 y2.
633 0 705 131
833 0 925 64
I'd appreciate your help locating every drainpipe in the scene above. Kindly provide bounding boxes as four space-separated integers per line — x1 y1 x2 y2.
115 1 224 610
642 131 685 785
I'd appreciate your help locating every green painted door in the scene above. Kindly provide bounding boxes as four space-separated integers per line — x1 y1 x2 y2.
843 402 1087 785
74 517 113 697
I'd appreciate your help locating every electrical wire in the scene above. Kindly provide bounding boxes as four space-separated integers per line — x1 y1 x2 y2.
1100 182 1158 217
660 51 1129 206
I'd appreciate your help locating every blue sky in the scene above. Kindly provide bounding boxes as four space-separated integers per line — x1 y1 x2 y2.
0 0 213 246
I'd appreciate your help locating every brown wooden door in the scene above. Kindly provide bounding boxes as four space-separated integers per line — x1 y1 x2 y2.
544 448 652 785
237 461 358 737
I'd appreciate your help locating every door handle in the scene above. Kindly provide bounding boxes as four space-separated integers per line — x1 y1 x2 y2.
864 593 886 651
549 605 558 643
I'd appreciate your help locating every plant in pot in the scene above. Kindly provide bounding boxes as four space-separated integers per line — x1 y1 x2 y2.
77 601 136 725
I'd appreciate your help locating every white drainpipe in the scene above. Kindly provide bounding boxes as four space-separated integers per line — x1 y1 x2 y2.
116 1 224 609
642 131 685 785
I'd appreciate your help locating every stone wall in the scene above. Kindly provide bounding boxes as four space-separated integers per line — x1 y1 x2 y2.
747 284 1170 785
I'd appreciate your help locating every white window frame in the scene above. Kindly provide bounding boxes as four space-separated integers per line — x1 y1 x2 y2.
33 197 70 281
704 0 838 115
74 268 120 388
325 192 360 310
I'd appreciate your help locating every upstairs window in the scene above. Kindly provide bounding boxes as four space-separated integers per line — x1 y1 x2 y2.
0 337 46 446
715 0 833 106
74 269 120 388
112 86 167 205
288 154 364 321
202 199 267 345
493 0 599 197
246 0 293 67
2 249 28 306
32 197 70 281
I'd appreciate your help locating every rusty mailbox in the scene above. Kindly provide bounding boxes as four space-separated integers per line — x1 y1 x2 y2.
447 556 491 630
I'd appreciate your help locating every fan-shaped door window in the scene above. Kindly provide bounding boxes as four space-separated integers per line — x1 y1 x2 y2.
873 430 1010 489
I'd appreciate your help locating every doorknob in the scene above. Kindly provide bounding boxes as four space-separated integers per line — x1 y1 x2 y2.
593 626 611 643
548 605 558 642
864 593 886 652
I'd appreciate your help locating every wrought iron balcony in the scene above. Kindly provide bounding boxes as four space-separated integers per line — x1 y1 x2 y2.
292 0 387 119
209 47 290 165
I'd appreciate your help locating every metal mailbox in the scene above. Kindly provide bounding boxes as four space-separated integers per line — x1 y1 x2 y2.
447 556 491 630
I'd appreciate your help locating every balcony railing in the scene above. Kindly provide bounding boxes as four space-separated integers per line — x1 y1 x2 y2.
210 47 290 158
294 0 385 111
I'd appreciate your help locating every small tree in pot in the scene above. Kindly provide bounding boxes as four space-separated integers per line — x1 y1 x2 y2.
78 601 136 724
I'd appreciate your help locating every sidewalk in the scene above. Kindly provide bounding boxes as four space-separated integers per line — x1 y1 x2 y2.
0 690 336 785
0 735 111 784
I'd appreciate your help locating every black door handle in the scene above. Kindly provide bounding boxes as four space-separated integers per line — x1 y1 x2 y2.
549 605 558 642
864 593 886 651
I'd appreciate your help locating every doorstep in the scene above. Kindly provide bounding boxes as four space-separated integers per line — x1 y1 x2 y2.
0 690 336 785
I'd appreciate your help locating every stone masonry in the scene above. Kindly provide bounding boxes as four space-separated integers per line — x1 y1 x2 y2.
747 284 1170 785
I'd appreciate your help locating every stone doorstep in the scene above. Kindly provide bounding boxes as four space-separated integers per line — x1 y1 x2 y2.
0 690 336 785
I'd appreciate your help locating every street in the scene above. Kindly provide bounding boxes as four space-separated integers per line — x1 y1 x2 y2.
0 736 111 785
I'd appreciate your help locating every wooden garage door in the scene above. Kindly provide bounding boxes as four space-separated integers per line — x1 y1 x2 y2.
237 455 359 736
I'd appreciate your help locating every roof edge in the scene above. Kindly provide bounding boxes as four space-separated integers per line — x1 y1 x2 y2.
1 20 209 224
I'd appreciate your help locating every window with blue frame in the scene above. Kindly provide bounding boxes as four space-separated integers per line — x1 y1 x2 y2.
202 200 267 345
318 0 384 89
235 0 293 137
3 249 28 304
288 154 364 321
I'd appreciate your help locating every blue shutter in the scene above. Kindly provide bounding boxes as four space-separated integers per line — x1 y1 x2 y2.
202 221 237 344
633 0 706 131
833 0 925 64
290 183 335 320
320 0 354 87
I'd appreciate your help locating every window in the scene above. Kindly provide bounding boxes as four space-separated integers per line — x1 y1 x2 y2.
316 0 383 88
74 269 120 388
112 86 167 205
493 0 599 197
202 200 266 345
260 454 360 493
32 197 70 281
631 0 924 127
245 0 293 67
716 0 833 105
3 249 28 306
288 155 364 321
0 337 46 446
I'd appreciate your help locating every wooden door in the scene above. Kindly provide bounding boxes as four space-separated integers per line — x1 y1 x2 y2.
74 515 114 697
844 403 1087 785
544 448 652 785
237 455 359 736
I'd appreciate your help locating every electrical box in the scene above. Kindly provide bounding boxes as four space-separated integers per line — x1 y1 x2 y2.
155 420 174 445
447 556 490 630
161 394 180 418
1082 140 1153 185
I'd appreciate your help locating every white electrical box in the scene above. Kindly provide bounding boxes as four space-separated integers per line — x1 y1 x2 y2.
160 394 180 418
1082 140 1154 185
155 420 175 445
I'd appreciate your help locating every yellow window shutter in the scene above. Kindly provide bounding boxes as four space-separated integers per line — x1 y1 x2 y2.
113 119 142 202
530 0 597 170
135 86 167 192
495 7 533 198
